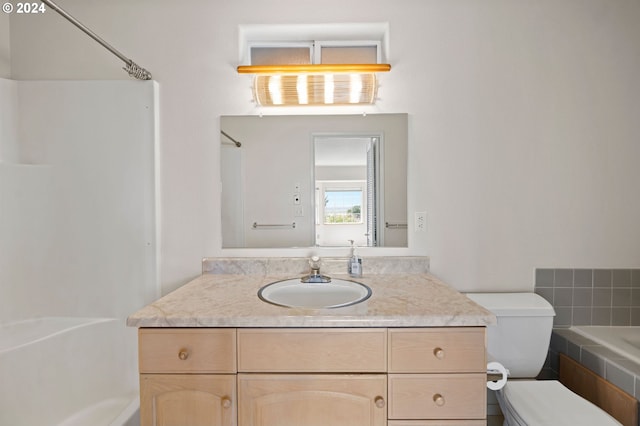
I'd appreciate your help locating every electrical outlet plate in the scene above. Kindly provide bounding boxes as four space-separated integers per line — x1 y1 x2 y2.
415 211 426 232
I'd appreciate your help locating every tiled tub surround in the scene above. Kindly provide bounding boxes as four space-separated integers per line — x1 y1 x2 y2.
550 328 640 417
535 268 640 327
536 268 640 423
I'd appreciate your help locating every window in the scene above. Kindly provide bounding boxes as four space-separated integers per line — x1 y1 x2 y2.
316 181 366 225
249 41 381 66
239 23 389 64
316 41 381 64
250 43 312 65
323 188 363 224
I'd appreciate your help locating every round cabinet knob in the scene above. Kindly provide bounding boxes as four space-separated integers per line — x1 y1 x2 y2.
433 347 445 360
221 397 232 409
177 349 189 360
374 396 386 408
433 393 445 407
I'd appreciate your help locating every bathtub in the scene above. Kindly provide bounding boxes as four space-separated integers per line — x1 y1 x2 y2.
0 317 140 426
571 325 640 365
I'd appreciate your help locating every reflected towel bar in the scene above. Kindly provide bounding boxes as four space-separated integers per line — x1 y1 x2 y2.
385 222 407 229
252 222 296 229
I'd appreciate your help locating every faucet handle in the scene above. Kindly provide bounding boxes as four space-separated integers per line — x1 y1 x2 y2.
302 255 331 283
309 255 321 268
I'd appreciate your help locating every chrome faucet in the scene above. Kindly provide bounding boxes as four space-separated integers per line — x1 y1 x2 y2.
301 256 332 283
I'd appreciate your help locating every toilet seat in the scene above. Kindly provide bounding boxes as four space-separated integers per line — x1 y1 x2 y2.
497 380 622 425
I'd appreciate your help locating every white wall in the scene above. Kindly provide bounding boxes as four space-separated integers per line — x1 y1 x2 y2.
7 0 640 293
0 78 18 161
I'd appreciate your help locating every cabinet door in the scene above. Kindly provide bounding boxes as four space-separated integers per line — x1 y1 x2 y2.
238 374 387 426
140 374 236 426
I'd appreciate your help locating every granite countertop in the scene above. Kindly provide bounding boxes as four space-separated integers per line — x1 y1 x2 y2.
127 257 496 328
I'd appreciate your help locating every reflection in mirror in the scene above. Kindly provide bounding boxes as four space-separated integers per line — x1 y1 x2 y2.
220 114 407 248
314 136 378 247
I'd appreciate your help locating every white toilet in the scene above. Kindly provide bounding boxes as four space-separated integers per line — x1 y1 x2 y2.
466 292 622 426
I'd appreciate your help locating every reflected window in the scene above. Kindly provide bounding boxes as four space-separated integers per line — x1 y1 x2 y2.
322 187 364 224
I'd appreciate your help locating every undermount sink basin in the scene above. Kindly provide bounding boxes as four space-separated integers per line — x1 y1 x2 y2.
258 278 372 309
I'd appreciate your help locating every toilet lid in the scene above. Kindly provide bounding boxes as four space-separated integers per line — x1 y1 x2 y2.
499 381 622 425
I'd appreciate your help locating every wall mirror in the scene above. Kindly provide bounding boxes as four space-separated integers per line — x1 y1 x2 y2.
220 113 407 248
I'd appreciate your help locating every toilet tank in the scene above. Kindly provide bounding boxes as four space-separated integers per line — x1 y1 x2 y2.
466 292 555 378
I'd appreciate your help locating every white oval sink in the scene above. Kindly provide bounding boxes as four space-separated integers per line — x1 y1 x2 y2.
258 278 371 309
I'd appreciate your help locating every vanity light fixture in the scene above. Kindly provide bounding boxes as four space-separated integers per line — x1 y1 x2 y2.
237 64 391 107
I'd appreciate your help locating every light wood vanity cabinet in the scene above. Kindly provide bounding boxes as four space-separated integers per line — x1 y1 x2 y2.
138 327 486 426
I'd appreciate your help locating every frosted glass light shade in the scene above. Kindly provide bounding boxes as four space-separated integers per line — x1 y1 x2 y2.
253 73 377 106
238 64 390 106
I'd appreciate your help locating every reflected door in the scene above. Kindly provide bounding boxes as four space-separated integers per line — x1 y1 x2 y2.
314 135 380 247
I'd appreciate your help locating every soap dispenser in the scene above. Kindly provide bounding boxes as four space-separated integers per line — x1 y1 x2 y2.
348 240 363 278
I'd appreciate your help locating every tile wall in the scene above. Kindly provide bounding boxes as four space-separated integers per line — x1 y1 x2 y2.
550 328 640 405
536 267 640 422
534 268 640 327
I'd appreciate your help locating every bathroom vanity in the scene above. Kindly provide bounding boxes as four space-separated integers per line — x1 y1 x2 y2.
127 257 495 426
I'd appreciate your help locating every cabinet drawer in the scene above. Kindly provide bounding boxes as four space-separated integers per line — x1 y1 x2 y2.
238 328 387 372
388 328 485 373
139 328 236 373
388 374 486 420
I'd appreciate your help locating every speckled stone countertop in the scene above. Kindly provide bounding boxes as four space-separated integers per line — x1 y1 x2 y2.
127 257 495 328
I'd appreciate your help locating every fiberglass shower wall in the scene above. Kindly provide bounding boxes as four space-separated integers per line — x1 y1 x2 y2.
0 79 159 409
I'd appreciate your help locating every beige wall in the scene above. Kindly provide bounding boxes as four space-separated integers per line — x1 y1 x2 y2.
7 0 640 294
0 12 9 77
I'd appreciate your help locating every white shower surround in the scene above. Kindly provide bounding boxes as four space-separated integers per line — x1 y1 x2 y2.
0 78 159 425
0 318 139 425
